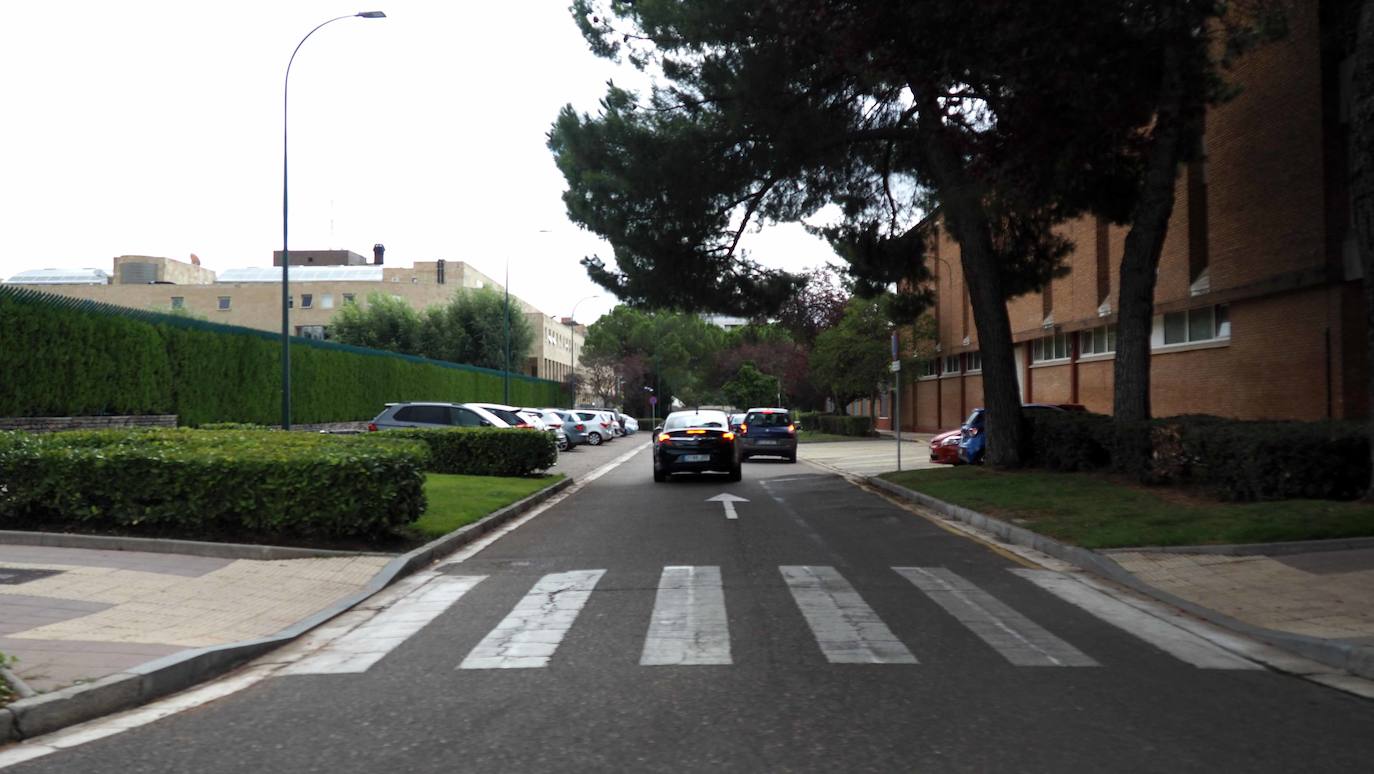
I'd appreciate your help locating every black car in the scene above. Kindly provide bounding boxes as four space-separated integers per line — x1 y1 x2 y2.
652 409 742 483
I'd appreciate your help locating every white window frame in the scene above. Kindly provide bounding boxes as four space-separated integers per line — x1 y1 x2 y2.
217 296 231 311
300 293 313 309
917 359 939 380
1153 304 1231 352
965 351 982 373
1031 333 1070 364
1078 323 1117 359
321 293 335 309
942 354 961 376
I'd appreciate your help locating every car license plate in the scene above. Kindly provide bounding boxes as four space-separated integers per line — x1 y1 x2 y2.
682 454 711 462
756 439 777 446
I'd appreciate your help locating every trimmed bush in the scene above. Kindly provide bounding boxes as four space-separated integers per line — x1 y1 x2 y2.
0 429 427 539
374 428 557 476
815 414 875 436
1023 410 1112 472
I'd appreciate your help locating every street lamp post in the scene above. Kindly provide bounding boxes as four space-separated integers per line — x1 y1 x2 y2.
281 10 385 429
568 294 599 406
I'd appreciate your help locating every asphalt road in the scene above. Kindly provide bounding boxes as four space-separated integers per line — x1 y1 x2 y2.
9 442 1374 773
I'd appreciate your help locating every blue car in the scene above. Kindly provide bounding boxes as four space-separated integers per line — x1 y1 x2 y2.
957 403 1085 464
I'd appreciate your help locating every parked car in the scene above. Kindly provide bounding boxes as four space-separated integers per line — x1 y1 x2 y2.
605 410 625 437
620 414 639 435
554 410 589 448
468 402 542 430
957 403 1084 464
652 409 742 482
728 413 746 432
573 410 613 446
929 427 963 465
367 402 510 431
738 407 797 462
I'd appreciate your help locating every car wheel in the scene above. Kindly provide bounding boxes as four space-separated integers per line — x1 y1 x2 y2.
727 464 742 482
653 466 666 483
557 438 569 451
587 432 602 446
786 453 797 463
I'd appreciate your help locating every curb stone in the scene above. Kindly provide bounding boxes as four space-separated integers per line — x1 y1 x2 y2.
865 475 1374 682
0 475 574 742
0 530 380 560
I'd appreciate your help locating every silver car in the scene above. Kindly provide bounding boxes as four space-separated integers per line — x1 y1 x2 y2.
367 402 510 431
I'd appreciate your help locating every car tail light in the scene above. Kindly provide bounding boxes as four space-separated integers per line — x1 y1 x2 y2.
740 423 748 434
787 423 795 435
658 432 671 443
575 423 585 431
723 432 735 441
367 423 378 432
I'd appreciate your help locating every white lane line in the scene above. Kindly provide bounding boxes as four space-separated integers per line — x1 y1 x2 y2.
1010 569 1262 670
895 567 1097 667
440 442 648 566
780 566 917 664
280 574 486 675
641 566 731 666
459 569 606 669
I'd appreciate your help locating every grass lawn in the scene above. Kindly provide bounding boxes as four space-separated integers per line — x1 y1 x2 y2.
799 430 875 443
880 467 1374 549
408 473 565 540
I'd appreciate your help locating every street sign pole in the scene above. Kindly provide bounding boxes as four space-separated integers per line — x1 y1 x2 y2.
891 331 901 472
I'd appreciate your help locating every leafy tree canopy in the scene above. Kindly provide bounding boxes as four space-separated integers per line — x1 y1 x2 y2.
330 288 533 372
721 362 781 410
809 296 894 412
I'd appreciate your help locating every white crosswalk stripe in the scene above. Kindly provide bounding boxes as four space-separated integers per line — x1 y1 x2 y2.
641 566 732 666
895 567 1098 667
283 574 486 675
459 569 606 669
1010 569 1262 670
780 565 918 664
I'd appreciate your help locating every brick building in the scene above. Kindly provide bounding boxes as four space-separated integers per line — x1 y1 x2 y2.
885 1 1363 432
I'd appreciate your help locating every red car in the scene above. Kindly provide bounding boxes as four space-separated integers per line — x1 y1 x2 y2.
929 427 963 464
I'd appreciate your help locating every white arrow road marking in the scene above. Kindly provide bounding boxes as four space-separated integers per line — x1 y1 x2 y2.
707 493 749 520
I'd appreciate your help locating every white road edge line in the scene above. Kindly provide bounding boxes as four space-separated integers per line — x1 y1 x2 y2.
0 445 649 769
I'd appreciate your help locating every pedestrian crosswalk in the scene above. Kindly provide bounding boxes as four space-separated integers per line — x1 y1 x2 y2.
284 565 1262 676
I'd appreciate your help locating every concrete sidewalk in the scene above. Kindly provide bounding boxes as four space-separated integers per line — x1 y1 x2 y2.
800 442 1374 681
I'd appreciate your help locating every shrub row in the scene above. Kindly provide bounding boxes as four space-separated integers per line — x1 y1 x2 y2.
0 429 428 539
813 414 875 436
1022 411 1371 501
0 287 568 425
377 428 557 476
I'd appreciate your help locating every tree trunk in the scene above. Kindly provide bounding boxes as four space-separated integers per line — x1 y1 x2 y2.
1113 33 1202 423
918 101 1025 467
1354 0 1374 499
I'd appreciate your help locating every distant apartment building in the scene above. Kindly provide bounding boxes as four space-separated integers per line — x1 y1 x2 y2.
869 2 1363 432
4 246 584 383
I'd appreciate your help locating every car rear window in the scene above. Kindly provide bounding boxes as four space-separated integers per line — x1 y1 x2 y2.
664 412 728 430
745 411 791 427
487 407 524 425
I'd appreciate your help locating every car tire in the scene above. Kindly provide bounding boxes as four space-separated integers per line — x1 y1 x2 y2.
786 453 797 463
587 432 602 446
557 439 569 451
653 466 666 483
727 464 742 482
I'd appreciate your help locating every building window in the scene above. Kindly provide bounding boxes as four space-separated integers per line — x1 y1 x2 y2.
217 296 231 311
917 359 938 378
966 351 982 373
1161 304 1230 346
343 293 356 305
1079 324 1117 356
321 293 335 309
295 325 327 340
1031 333 1070 363
942 354 961 375
300 293 313 309
170 296 184 309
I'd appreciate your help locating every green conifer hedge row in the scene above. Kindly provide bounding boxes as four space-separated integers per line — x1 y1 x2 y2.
0 287 567 424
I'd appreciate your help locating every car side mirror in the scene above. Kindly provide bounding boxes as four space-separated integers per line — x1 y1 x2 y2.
653 425 663 433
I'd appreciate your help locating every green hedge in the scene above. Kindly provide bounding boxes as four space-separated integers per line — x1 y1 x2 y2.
0 429 427 539
0 287 568 425
1022 411 1371 501
814 414 875 436
376 428 557 476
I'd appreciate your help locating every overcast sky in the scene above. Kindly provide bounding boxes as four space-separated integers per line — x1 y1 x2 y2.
0 1 838 324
